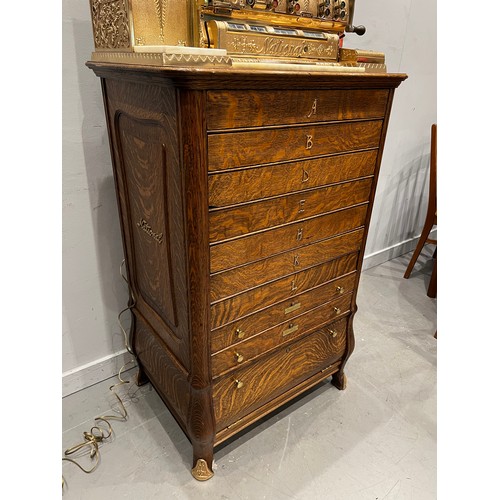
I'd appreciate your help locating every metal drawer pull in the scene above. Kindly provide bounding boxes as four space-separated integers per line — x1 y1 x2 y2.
336 286 345 295
333 307 341 315
234 352 244 363
327 328 338 338
235 328 245 339
282 323 299 337
234 379 244 389
284 302 302 315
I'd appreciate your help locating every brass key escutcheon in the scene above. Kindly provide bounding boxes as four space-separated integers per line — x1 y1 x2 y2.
284 302 302 315
282 323 299 337
235 352 244 363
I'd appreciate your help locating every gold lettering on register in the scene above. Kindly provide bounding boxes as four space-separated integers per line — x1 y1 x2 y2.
136 219 163 244
306 135 314 150
226 33 337 59
307 99 318 118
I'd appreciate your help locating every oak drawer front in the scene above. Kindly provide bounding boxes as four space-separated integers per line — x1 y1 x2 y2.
208 120 383 171
213 318 348 431
211 252 358 328
210 205 367 273
211 272 356 353
212 293 352 376
209 178 372 243
208 150 378 207
206 89 389 130
211 228 363 303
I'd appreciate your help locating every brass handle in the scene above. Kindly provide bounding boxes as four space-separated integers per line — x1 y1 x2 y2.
282 323 299 337
234 379 244 389
333 307 341 315
235 328 245 339
336 286 345 295
327 328 338 338
284 302 302 315
234 352 244 363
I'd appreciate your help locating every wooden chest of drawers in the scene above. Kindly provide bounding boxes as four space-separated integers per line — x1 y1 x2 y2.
88 62 406 481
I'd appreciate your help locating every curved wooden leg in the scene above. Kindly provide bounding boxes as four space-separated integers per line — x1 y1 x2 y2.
331 371 347 391
136 362 150 386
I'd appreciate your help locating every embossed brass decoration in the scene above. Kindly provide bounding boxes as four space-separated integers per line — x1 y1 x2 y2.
191 459 214 481
90 0 131 50
89 0 386 73
136 218 163 244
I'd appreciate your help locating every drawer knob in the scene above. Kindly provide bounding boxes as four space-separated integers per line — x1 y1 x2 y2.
328 328 338 338
235 328 245 339
336 286 345 295
333 307 341 315
234 379 244 389
235 352 244 363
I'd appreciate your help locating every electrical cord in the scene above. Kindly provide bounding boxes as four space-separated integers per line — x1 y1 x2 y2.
62 260 137 489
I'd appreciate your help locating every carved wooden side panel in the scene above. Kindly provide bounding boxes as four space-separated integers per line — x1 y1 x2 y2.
103 79 190 370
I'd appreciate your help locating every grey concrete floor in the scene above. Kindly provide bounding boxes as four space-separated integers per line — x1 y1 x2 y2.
62 252 437 499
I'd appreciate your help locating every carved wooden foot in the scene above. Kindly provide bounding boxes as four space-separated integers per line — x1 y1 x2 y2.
331 371 347 391
191 458 214 481
136 365 150 387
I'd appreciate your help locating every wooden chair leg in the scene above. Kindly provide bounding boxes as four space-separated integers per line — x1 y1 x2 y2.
404 217 434 279
427 254 436 298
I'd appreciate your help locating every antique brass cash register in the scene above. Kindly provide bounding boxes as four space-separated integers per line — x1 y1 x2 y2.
87 0 405 481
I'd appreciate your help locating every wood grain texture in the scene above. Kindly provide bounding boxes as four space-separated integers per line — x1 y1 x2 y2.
210 228 364 303
207 89 389 130
212 295 352 376
211 252 359 328
211 272 356 353
208 149 378 207
208 120 383 171
89 63 407 474
103 78 190 370
210 204 367 273
213 321 347 431
209 178 372 242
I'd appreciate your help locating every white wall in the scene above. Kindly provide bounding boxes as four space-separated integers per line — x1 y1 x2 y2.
350 0 437 266
62 0 436 395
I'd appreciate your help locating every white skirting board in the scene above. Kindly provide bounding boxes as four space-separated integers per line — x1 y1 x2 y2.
62 229 436 398
62 349 136 398
362 229 437 271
